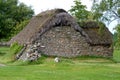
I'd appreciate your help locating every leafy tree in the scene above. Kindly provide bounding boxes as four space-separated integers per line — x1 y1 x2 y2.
92 0 120 24
69 0 90 22
69 0 106 35
13 19 30 36
114 24 120 49
0 0 34 40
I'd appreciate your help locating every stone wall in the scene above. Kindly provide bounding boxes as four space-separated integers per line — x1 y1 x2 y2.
34 26 112 57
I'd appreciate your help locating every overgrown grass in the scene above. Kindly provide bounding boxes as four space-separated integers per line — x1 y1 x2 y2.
0 42 23 63
12 55 47 66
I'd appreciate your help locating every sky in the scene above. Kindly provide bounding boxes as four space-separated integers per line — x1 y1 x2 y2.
19 0 115 33
19 0 92 15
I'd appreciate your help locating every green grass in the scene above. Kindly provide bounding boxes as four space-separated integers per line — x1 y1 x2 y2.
113 49 120 62
0 59 120 80
0 47 9 54
0 47 120 80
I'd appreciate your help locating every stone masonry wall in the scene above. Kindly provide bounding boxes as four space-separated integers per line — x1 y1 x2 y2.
35 26 112 57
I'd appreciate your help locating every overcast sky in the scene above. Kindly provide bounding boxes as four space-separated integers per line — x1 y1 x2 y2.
19 0 92 15
19 0 115 33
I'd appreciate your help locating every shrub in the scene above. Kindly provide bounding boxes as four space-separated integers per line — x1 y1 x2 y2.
3 42 23 62
10 42 23 55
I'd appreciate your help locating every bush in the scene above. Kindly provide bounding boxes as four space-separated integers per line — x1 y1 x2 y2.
0 20 30 42
12 20 30 35
2 42 23 62
10 42 23 55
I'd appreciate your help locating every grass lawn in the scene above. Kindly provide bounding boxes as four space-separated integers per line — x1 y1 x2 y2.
0 47 120 80
0 47 9 54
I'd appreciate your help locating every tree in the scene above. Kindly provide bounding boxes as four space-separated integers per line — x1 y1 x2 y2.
69 0 90 22
92 0 120 24
69 0 106 35
114 24 120 49
0 0 34 40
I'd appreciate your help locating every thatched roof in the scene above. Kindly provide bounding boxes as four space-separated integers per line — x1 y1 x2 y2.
80 21 99 28
81 21 113 45
9 9 85 44
9 9 112 46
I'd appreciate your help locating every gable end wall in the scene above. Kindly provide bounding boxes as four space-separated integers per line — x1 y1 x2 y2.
35 26 112 57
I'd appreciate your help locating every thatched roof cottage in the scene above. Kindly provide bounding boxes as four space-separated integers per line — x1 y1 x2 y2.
9 9 113 59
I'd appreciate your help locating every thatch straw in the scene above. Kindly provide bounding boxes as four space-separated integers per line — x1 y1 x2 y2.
81 21 113 45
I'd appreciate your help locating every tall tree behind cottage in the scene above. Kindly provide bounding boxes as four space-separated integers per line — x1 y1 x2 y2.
69 0 90 22
0 0 34 40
